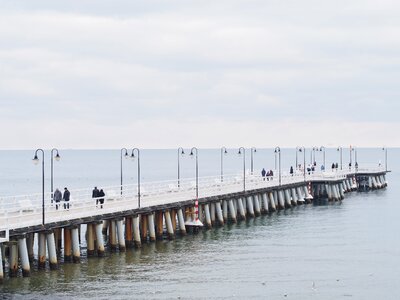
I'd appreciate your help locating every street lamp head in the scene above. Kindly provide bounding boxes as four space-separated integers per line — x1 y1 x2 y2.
190 150 194 156
224 149 228 155
130 153 136 160
181 149 185 156
55 153 61 161
238 149 242 155
33 155 39 165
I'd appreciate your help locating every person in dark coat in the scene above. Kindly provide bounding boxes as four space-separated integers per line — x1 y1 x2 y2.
266 170 270 181
92 186 99 205
335 162 339 169
290 166 293 176
261 168 266 180
63 187 70 210
332 163 335 170
54 188 62 210
98 189 105 209
270 170 274 180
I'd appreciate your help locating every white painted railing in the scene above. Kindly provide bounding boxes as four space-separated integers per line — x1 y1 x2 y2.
0 165 386 231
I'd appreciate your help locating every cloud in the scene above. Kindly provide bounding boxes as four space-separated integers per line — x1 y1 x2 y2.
0 1 399 148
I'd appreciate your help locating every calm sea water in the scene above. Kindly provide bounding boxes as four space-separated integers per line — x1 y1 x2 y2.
1 148 399 299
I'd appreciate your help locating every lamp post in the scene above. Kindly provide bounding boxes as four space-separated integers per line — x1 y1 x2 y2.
295 146 302 170
349 146 354 170
382 147 388 171
120 148 128 195
319 146 326 168
355 147 358 171
189 147 199 199
238 147 246 191
220 147 228 182
33 149 45 225
274 147 281 186
250 147 256 175
177 147 185 187
297 147 305 181
130 148 141 208
311 146 318 165
50 148 61 203
337 146 343 170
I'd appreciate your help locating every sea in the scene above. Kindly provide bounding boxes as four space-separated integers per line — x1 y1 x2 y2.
0 148 399 299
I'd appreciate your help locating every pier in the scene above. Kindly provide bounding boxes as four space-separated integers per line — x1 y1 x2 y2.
0 150 389 283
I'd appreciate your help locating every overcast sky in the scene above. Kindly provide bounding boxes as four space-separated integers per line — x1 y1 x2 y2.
0 0 399 149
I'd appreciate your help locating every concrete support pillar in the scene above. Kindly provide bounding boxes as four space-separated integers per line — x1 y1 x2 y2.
109 220 118 251
125 217 133 248
0 244 3 283
64 228 72 262
261 193 269 214
222 200 228 221
170 210 177 232
86 223 95 256
116 219 126 251
155 212 164 240
296 187 304 204
290 188 298 205
268 192 276 211
129 216 140 247
9 243 18 277
215 201 224 226
17 237 30 277
141 215 148 242
228 199 237 223
326 184 333 201
237 198 246 220
95 223 105 257
253 195 261 216
284 189 292 208
210 203 216 226
71 228 80 263
102 220 108 234
26 233 34 262
176 209 186 236
148 214 156 241
204 204 212 229
198 204 204 223
277 190 285 209
164 211 175 240
339 183 345 199
47 232 58 269
38 232 47 269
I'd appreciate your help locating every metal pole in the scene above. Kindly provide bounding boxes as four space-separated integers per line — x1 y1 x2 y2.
33 149 45 225
190 147 199 199
131 148 140 207
178 147 184 187
295 147 298 170
120 148 128 195
251 147 256 175
302 147 306 181
274 147 281 186
221 147 227 182
385 147 387 171
238 147 245 191
50 148 60 202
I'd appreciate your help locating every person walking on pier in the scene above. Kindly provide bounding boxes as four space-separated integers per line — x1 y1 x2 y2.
269 169 274 180
54 188 62 210
290 166 293 176
63 187 70 210
335 162 338 169
332 162 335 171
261 168 266 180
92 186 99 206
98 189 105 209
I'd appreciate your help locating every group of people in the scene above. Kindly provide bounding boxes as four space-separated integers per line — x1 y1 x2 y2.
261 168 274 180
92 186 105 208
53 187 70 210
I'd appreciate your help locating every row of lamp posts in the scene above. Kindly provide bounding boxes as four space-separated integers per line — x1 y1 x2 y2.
32 146 388 226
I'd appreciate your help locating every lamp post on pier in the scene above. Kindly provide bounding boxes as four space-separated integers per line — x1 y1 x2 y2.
382 147 388 171
238 147 246 192
250 147 256 175
120 148 128 195
189 147 199 200
220 147 228 182
50 148 61 202
319 146 326 169
177 147 185 187
337 146 343 170
274 147 281 186
349 146 354 170
297 147 305 181
33 149 45 225
130 148 141 208
295 146 302 170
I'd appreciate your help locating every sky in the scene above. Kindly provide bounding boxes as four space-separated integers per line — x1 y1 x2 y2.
0 0 399 149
